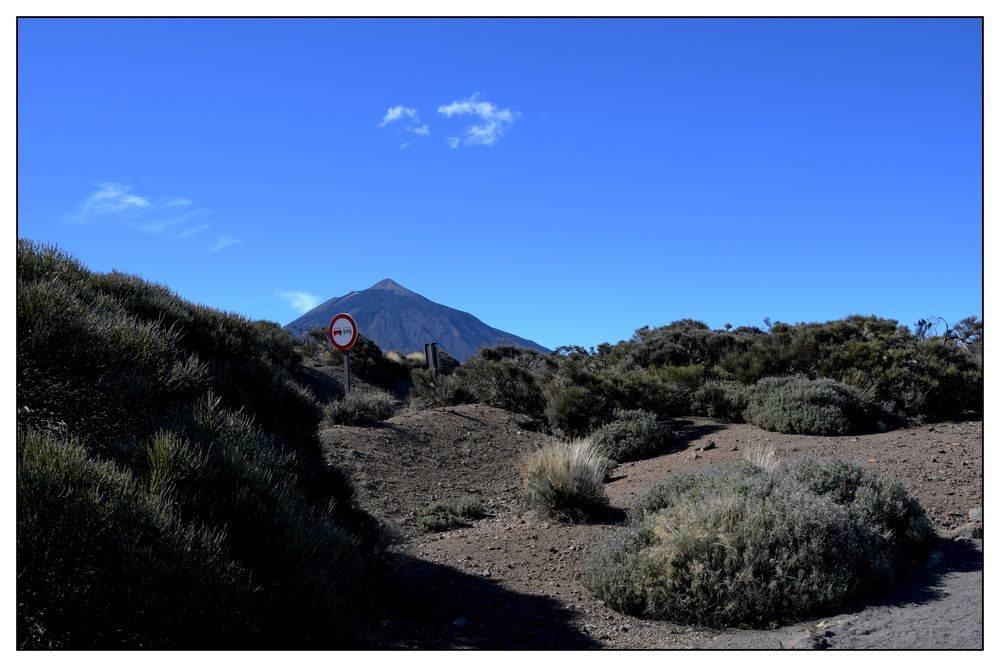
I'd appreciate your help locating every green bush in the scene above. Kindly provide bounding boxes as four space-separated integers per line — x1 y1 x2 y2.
452 356 547 417
325 389 395 426
584 460 931 628
591 409 670 463
692 381 749 422
408 367 475 409
16 240 382 648
742 376 875 435
416 496 487 533
521 439 611 523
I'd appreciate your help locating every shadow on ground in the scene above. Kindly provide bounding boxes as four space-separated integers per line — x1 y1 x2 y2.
665 420 728 450
862 537 983 609
382 554 600 649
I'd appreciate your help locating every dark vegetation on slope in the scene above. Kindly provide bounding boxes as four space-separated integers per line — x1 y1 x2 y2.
17 240 384 649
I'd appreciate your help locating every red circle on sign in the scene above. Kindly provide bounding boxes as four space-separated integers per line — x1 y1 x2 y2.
328 313 359 351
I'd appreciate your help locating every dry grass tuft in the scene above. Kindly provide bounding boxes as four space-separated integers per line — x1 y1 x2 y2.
743 443 779 472
521 439 611 523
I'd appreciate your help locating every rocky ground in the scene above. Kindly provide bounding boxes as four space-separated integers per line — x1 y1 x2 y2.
320 405 984 650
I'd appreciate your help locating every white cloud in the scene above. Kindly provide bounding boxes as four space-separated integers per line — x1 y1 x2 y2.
409 125 430 136
72 182 150 221
399 142 412 151
277 290 321 314
177 223 211 239
437 93 520 146
378 105 419 127
210 234 243 252
447 137 461 149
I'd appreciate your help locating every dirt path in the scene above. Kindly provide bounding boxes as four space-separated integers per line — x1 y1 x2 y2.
321 407 983 649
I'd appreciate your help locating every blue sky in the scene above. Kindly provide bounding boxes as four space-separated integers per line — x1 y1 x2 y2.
17 18 982 351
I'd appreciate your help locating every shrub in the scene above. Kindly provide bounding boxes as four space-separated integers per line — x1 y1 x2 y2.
325 389 395 426
692 381 749 422
408 367 474 409
591 409 670 463
451 356 547 418
416 496 487 533
521 439 611 523
584 460 931 628
742 376 875 435
621 366 701 418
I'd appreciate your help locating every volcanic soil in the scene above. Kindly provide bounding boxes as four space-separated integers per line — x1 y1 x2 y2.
320 405 984 649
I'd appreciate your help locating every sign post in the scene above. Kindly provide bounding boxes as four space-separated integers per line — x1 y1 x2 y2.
327 312 359 394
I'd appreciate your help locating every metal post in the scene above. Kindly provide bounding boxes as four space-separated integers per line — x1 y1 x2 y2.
342 351 351 394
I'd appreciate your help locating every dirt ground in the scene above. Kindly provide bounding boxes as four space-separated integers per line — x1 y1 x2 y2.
320 405 984 650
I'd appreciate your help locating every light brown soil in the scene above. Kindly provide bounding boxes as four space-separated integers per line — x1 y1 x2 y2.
320 405 983 649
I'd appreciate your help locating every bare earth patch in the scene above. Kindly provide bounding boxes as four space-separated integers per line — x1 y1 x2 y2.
320 405 983 649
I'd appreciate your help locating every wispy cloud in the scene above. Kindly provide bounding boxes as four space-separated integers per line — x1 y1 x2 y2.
137 208 209 234
399 142 412 151
177 223 212 239
409 125 430 136
447 137 461 149
378 105 419 127
437 93 520 147
166 197 193 207
210 234 243 253
277 290 321 314
71 182 150 222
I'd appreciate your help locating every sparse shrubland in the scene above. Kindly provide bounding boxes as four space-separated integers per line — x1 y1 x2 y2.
17 240 382 649
591 409 671 463
521 439 612 523
325 388 395 426
415 314 980 437
417 496 487 533
584 459 933 628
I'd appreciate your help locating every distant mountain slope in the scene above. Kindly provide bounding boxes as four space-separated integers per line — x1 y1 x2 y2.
284 278 549 361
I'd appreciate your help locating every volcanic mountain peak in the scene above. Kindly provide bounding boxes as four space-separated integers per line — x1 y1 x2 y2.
368 278 416 295
284 279 548 361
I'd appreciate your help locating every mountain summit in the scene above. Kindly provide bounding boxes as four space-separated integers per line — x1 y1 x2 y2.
284 279 549 361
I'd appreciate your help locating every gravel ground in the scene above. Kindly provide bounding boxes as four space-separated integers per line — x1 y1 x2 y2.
321 406 984 650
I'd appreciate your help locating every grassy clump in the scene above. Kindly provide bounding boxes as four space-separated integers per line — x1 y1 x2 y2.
584 459 933 628
742 376 875 435
591 409 671 463
416 496 487 533
17 240 381 649
324 389 395 426
521 439 612 523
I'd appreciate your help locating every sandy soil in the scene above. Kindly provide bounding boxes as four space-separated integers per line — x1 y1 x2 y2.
320 405 983 649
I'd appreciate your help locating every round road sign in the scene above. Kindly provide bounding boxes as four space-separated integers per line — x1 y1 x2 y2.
328 313 359 351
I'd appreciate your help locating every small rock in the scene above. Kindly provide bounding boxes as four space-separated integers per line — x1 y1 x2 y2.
690 452 701 460
697 441 716 452
930 457 938 463
731 446 739 451
620 625 630 632
970 507 983 522
482 569 492 577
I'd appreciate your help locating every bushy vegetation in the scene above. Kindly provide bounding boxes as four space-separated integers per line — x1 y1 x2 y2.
17 240 382 648
591 409 671 463
742 376 878 435
416 496 487 533
408 314 981 436
584 459 932 628
521 439 612 523
324 388 395 426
